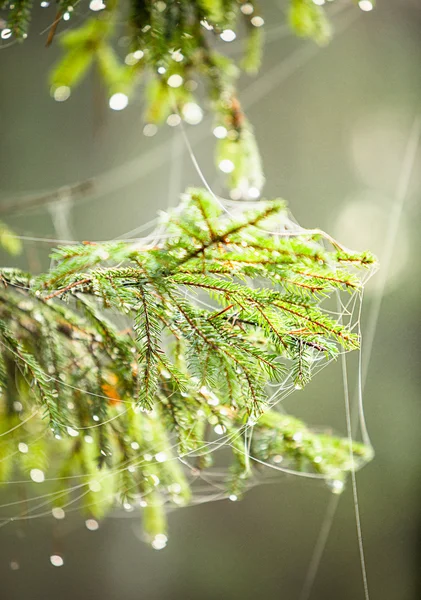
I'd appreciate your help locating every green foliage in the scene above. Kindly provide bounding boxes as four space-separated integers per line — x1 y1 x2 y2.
6 0 32 39
0 0 368 194
0 188 376 545
241 23 264 74
289 0 332 45
50 16 130 92
0 221 21 255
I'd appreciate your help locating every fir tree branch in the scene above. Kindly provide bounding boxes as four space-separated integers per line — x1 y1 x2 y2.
0 188 377 544
1 1 371 193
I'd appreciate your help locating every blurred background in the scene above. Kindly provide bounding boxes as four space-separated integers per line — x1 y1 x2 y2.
1 0 420 598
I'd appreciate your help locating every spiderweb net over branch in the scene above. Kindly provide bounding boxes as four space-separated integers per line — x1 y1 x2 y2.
0 187 377 548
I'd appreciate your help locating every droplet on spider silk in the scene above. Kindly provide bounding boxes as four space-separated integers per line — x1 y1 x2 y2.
167 113 181 127
52 86 71 102
358 0 373 11
143 124 158 137
207 395 219 407
214 424 226 435
155 1 166 12
328 479 345 495
230 188 242 200
109 93 129 111
89 0 105 10
218 159 235 174
168 483 181 494
89 480 101 493
155 452 167 463
30 469 45 483
220 29 236 42
248 187 261 199
151 534 167 550
213 125 227 139
171 49 183 62
124 52 139 66
85 519 99 531
167 74 183 88
52 507 65 520
50 555 64 567
241 3 254 15
251 16 264 27
182 102 203 125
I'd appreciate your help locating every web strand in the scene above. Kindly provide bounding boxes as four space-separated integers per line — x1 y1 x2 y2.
299 115 420 600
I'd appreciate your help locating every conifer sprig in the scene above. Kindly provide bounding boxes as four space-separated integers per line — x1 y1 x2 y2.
0 0 371 195
0 188 376 544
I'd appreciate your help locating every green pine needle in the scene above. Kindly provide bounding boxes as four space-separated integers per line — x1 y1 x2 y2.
0 188 377 545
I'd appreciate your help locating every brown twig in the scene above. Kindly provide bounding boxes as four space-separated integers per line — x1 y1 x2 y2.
46 10 62 48
44 278 91 301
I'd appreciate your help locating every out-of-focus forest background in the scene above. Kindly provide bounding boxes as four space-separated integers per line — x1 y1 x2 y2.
0 1 420 598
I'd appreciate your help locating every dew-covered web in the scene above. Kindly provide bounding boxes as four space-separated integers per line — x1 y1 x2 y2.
0 5 393 592
0 166 376 550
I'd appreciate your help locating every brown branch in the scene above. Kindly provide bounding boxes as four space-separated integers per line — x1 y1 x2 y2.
292 269 358 288
46 10 62 48
273 301 355 345
192 193 217 240
207 304 234 321
44 278 92 300
176 204 282 267
253 304 288 350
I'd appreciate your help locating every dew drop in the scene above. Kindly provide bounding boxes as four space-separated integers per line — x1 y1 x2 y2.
220 29 236 42
214 424 226 435
151 533 167 550
30 469 45 483
52 507 65 520
329 479 345 495
85 518 99 531
50 554 64 567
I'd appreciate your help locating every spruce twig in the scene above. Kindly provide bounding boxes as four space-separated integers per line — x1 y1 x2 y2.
0 188 377 544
